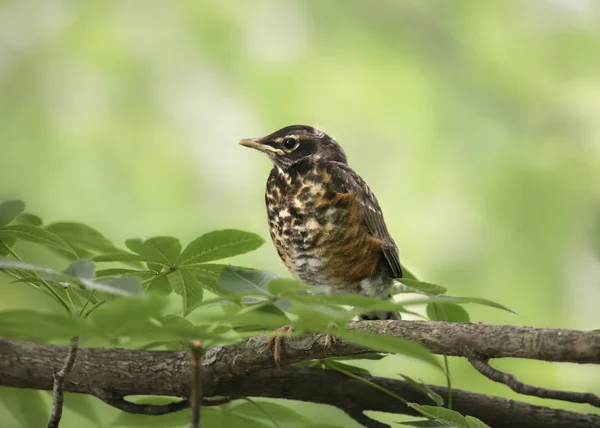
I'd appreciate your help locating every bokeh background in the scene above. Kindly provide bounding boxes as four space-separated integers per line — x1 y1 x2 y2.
1 0 599 427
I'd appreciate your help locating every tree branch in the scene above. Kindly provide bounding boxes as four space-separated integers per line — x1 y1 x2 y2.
218 367 600 428
468 354 600 407
47 336 79 428
1 320 598 428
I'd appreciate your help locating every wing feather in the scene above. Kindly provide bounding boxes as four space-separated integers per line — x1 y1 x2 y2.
327 161 403 278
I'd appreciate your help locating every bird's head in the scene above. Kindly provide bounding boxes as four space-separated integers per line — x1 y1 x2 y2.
238 125 347 169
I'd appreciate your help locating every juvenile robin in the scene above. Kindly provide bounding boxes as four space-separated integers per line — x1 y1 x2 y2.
239 125 403 357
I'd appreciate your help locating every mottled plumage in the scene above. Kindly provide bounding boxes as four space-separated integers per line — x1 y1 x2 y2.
239 125 402 319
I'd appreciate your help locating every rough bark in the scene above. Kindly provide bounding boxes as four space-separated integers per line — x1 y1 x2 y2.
1 319 599 428
219 367 600 428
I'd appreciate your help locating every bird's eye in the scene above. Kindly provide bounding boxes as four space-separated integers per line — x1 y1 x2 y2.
282 137 299 151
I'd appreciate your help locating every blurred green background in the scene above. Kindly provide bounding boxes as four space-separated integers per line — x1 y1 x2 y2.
1 0 599 427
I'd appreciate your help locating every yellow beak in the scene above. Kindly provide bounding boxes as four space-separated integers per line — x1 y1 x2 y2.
238 138 284 155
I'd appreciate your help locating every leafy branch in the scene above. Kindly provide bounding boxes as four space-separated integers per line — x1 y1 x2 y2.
0 200 598 428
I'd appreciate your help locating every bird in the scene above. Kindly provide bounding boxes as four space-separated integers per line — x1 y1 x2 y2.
238 125 403 358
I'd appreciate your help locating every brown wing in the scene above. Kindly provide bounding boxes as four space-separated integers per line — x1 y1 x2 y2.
327 161 403 279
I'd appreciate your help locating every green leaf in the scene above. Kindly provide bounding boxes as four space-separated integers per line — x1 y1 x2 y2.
168 269 204 316
160 314 193 328
0 224 78 259
180 263 229 295
288 301 351 329
147 262 163 273
229 302 290 330
407 404 467 426
178 229 264 265
60 283 98 307
287 293 407 316
0 310 90 341
0 237 16 256
16 212 43 226
218 266 275 296
465 416 491 428
401 266 419 280
395 279 447 296
268 278 312 295
400 420 457 427
324 359 372 376
126 236 182 266
399 374 444 406
45 222 118 253
147 274 173 296
333 329 443 371
303 426 347 428
85 276 143 296
88 296 168 339
0 259 58 275
96 268 148 278
0 387 49 428
0 200 25 228
427 302 470 323
64 260 96 280
0 259 141 297
92 251 147 263
229 399 313 427
403 295 517 315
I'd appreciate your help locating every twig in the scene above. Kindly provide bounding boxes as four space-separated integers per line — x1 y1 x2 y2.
190 340 203 428
47 336 79 428
468 354 600 407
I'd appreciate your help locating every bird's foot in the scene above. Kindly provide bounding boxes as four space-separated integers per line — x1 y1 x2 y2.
323 333 335 354
267 325 294 366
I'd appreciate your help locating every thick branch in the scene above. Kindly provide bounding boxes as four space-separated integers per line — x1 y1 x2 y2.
338 320 599 363
1 320 598 428
218 367 600 428
1 321 596 400
1 333 597 428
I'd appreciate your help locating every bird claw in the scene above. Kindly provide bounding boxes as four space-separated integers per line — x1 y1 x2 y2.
267 325 293 366
324 333 333 351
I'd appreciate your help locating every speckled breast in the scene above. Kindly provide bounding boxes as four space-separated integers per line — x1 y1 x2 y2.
265 163 382 292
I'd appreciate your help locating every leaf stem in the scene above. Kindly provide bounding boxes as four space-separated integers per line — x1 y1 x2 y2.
241 397 281 428
65 288 78 314
324 360 408 405
443 355 453 409
0 241 72 314
82 299 106 319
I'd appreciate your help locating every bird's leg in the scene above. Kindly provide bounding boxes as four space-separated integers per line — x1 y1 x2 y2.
267 325 293 365
324 333 333 350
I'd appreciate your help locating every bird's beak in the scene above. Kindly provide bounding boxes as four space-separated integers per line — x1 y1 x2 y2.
238 138 284 155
